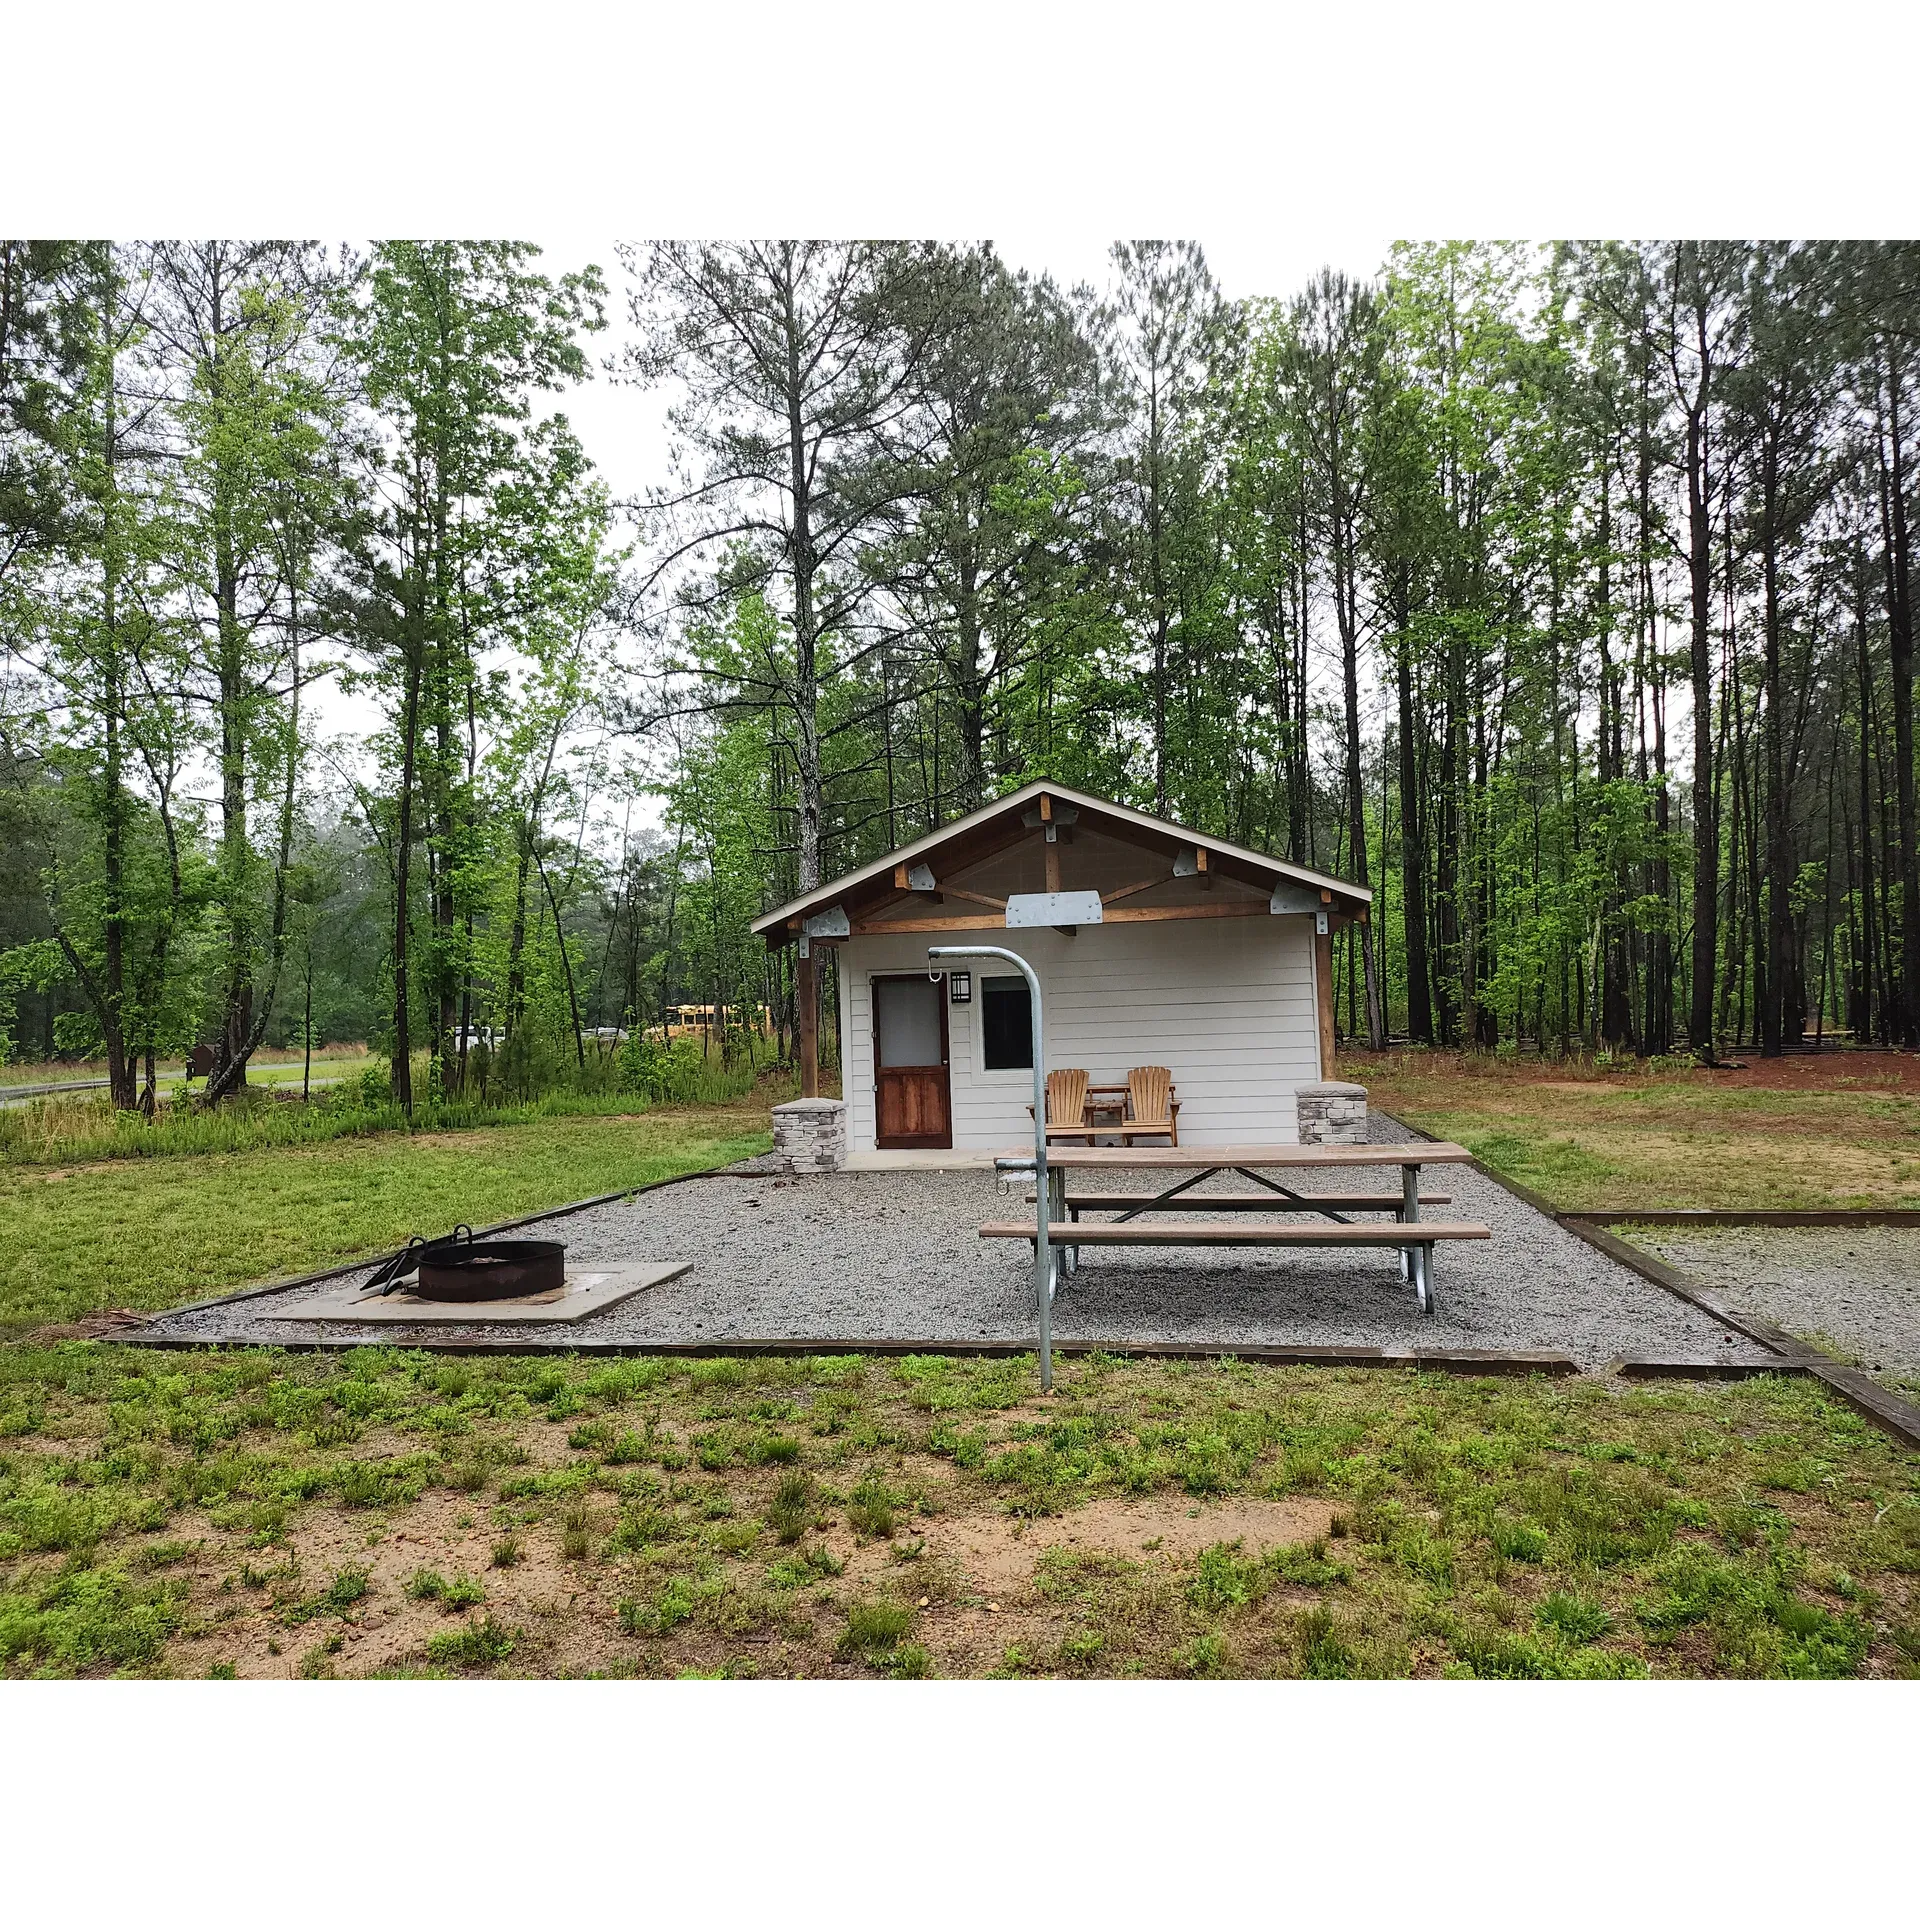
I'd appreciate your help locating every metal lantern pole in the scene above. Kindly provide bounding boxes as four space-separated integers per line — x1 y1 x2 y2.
929 943 1050 1391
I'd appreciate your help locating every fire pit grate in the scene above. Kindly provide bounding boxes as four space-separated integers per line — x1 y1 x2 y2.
361 1226 567 1303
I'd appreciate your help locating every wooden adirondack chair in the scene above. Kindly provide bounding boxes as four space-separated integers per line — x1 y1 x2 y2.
1123 1065 1180 1146
1029 1067 1094 1143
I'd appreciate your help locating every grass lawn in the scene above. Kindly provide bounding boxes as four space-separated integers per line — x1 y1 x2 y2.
1356 1048 1920 1212
2 1344 1915 1679
2 1054 1916 1680
0 1106 771 1333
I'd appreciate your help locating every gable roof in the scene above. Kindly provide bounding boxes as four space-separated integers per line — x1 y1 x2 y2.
750 779 1370 943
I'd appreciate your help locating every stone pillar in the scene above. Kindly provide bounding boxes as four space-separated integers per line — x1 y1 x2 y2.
1295 1081 1368 1146
772 1097 847 1174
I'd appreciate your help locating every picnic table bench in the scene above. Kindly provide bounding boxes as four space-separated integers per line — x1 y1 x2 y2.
982 1141 1485 1315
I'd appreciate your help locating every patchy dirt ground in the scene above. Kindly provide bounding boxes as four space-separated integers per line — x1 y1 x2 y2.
4 1345 1918 1679
181 1484 1345 1681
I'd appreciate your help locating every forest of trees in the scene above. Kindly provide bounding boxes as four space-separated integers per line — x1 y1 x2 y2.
1 238 1916 1111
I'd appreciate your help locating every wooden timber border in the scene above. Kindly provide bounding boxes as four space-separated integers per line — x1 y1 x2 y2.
109 1330 1580 1371
102 1128 1920 1443
1574 1208 1920 1228
1380 1107 1920 1449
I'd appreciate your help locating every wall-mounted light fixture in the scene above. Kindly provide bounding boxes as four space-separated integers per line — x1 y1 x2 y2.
948 970 972 1004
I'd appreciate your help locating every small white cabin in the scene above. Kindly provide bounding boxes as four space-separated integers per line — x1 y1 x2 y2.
752 782 1370 1156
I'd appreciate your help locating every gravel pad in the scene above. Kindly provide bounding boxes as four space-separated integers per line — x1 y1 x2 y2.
1623 1226 1920 1389
136 1117 1768 1371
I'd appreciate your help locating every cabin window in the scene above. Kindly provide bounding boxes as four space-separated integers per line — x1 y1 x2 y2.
980 976 1032 1072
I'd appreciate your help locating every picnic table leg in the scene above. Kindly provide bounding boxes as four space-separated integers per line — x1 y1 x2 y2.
1402 1163 1432 1314
1049 1163 1074 1285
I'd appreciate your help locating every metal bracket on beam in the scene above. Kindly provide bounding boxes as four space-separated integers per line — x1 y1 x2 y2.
1270 881 1331 934
1021 802 1078 843
905 862 936 891
1005 890 1104 927
1172 845 1210 878
800 905 850 956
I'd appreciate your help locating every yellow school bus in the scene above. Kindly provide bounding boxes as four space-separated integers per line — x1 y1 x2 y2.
654 1003 775 1042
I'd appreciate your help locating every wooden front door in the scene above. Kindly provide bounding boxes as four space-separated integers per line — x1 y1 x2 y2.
873 975 952 1148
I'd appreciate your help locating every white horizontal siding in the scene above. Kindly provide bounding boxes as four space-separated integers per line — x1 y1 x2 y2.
838 915 1322 1152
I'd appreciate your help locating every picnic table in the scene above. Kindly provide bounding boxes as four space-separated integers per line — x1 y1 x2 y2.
984 1140 1485 1314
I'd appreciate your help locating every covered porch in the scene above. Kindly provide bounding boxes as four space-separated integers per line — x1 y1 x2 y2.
753 781 1372 1160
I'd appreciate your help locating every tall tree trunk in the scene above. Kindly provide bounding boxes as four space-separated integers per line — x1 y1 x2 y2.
504 824 533 1037
1435 651 1462 1046
391 561 425 1113
953 539 986 812
1854 548 1880 1038
1148 372 1169 814
1392 582 1433 1044
1682 302 1719 1060
98 330 134 1109
1879 369 1919 1046
1598 455 1634 1047
206 568 301 1104
783 268 822 898
538 847 587 1070
1337 571 1382 1048
1760 424 1792 1055
206 258 255 1096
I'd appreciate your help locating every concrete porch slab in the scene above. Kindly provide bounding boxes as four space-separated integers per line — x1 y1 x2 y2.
841 1148 1010 1171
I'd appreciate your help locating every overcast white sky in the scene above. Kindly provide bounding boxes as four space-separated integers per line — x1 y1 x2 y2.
369 234 1402 843
311 235 1403 840
539 234 1396 506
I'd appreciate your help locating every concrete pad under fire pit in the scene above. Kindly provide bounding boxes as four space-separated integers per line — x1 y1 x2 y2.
265 1261 690 1325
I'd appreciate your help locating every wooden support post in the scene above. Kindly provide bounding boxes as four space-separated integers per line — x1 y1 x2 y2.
1041 792 1061 893
1315 923 1336 1078
797 946 819 1098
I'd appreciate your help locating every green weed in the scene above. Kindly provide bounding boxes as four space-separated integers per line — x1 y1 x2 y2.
0 1564 184 1674
768 1471 814 1546
847 1475 896 1539
1185 1630 1228 1675
1299 1606 1356 1678
839 1600 913 1659
1537 1592 1612 1644
426 1615 515 1669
